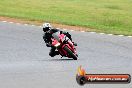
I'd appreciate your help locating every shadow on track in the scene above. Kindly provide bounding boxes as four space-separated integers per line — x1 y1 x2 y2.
38 58 76 62
51 58 74 61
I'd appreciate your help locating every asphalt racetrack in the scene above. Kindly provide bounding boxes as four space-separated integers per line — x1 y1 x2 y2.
0 21 132 88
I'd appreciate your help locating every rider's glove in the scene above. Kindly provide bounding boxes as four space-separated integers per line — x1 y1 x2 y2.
46 43 51 47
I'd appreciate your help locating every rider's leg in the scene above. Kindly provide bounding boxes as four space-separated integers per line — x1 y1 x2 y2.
66 33 77 46
49 47 59 57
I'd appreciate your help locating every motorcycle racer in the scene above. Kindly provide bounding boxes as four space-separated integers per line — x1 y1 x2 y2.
42 23 77 57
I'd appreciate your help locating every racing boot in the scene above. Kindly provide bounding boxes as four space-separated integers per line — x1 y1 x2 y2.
72 42 77 46
49 51 59 57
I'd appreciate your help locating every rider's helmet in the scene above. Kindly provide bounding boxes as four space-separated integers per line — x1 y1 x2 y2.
42 23 52 32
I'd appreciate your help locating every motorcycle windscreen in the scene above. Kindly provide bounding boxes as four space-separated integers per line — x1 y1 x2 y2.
52 32 60 41
52 32 70 42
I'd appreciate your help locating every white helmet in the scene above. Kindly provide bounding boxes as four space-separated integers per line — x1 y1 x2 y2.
42 23 52 32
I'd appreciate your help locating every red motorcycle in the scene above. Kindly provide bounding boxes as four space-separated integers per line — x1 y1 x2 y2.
51 32 78 60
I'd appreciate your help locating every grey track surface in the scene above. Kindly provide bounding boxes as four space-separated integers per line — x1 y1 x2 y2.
0 21 132 88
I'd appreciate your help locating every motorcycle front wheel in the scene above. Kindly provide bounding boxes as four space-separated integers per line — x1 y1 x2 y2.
64 46 77 60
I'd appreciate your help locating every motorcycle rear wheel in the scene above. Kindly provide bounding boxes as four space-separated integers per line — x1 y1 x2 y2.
64 46 77 60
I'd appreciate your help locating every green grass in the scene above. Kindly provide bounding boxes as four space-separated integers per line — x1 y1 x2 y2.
0 0 132 35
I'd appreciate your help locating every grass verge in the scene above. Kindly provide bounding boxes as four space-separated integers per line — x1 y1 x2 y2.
0 0 132 35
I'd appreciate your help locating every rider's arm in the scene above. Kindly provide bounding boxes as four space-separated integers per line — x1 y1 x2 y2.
43 34 48 43
49 28 59 33
43 33 52 47
60 31 72 41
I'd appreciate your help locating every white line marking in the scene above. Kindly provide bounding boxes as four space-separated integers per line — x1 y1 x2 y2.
16 23 20 25
24 24 28 26
108 34 113 35
56 28 60 29
100 33 105 35
31 25 35 26
39 26 42 28
128 36 132 38
1 21 132 38
9 22 13 23
2 21 7 23
118 35 124 37
81 31 85 32
89 32 96 34
63 29 67 30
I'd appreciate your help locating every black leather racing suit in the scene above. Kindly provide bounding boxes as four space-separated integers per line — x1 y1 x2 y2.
43 28 72 57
